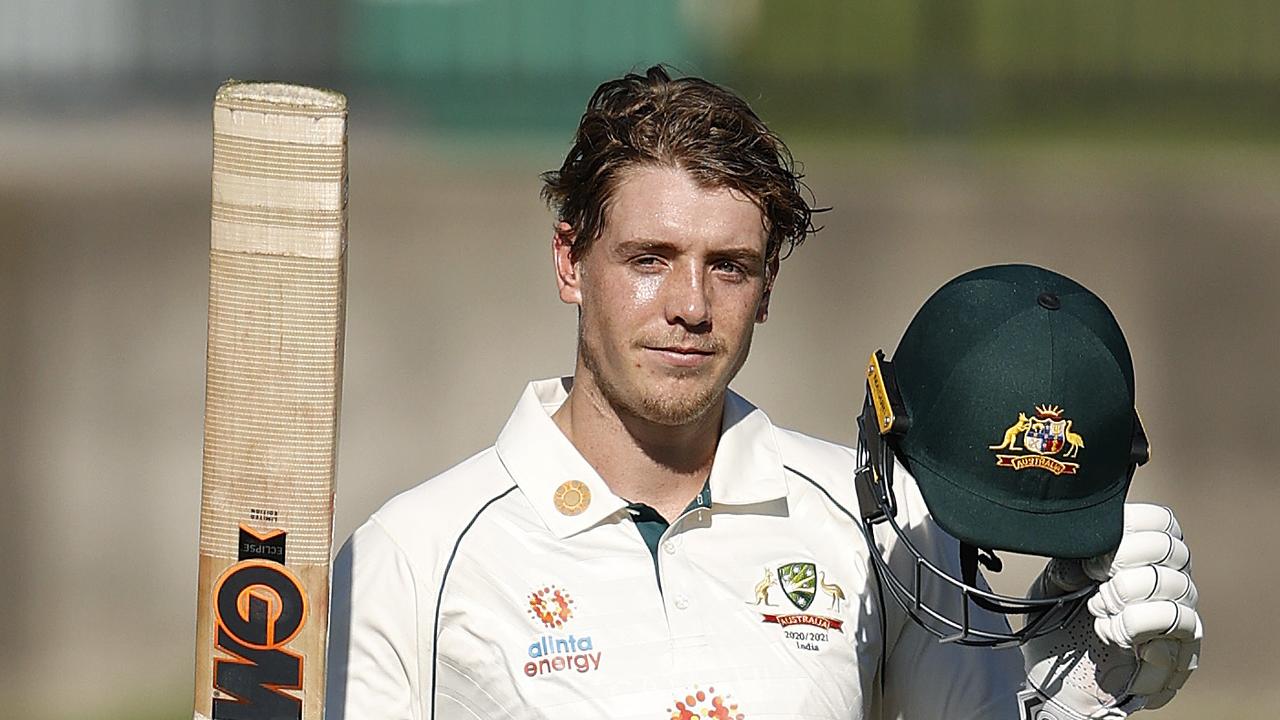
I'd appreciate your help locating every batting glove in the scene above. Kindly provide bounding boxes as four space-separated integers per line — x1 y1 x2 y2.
1019 503 1202 719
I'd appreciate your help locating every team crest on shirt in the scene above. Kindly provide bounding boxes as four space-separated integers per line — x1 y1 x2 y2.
748 562 846 652
989 404 1083 476
776 561 817 610
519 584 603 679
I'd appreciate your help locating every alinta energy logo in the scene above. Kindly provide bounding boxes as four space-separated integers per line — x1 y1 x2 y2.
521 584 602 679
528 585 575 628
668 686 745 720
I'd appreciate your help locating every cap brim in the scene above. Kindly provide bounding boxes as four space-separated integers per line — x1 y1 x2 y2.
906 458 1129 559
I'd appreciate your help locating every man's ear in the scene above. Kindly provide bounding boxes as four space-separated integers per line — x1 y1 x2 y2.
756 255 780 323
553 221 582 305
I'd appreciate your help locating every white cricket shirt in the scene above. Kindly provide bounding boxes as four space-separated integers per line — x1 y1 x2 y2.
327 378 1028 719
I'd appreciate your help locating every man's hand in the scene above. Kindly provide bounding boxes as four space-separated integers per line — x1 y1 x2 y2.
1020 503 1202 719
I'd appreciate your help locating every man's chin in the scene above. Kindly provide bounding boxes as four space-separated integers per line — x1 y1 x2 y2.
629 381 723 427
583 351 731 426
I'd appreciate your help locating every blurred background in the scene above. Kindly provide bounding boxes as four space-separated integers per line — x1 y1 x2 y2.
1 0 1276 717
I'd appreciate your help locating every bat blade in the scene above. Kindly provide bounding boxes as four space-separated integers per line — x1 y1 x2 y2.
194 81 347 720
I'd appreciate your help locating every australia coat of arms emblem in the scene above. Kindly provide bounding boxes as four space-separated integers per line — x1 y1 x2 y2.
989 404 1083 476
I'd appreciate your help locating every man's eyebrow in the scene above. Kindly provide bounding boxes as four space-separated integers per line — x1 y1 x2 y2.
613 238 679 255
611 238 766 270
614 239 765 263
709 246 766 266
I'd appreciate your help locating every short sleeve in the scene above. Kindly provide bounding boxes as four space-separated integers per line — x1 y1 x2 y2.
326 518 426 720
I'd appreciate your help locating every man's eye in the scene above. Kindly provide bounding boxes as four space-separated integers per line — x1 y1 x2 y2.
714 261 746 276
633 255 663 267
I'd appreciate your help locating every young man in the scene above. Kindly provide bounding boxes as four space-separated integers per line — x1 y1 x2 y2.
326 67 1199 719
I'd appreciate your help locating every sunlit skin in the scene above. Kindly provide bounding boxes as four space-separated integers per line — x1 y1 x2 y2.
551 165 778 520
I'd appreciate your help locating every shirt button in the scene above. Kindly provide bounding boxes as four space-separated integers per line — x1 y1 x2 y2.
662 540 677 555
674 595 690 610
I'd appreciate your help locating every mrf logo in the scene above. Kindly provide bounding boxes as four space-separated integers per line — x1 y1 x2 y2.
990 404 1084 476
211 526 307 720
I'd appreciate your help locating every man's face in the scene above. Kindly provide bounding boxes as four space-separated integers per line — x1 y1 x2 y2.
554 165 776 426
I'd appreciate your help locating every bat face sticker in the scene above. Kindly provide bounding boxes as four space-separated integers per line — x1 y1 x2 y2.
211 559 309 719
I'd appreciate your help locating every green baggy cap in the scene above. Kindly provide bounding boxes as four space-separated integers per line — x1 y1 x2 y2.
891 264 1140 559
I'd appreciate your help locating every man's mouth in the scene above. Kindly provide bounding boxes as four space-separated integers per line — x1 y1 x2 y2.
644 345 716 367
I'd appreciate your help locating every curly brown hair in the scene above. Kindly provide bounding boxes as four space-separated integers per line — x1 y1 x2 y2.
541 65 819 263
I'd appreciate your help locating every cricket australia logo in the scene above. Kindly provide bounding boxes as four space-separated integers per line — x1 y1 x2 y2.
990 404 1083 476
777 562 816 610
749 562 846 652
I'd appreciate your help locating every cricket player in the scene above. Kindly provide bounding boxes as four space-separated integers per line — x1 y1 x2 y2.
326 66 1200 719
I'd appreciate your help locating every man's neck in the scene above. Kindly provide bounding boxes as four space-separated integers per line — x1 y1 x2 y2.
551 375 722 522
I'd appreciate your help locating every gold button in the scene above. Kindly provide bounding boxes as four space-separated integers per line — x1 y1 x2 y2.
553 480 591 516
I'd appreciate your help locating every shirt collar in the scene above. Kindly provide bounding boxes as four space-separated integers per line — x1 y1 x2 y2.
494 377 788 538
707 388 789 506
494 378 628 539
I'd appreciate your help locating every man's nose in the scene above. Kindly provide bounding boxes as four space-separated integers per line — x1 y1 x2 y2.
664 261 710 329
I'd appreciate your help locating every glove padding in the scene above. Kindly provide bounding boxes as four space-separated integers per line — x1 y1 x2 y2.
1020 503 1202 718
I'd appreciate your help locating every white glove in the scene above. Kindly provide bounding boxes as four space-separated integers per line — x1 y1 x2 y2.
1019 503 1202 719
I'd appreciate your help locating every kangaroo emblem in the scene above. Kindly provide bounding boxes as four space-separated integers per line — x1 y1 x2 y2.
989 412 1031 451
751 567 778 606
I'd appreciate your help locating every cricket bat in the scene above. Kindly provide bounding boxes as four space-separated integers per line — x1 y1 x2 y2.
193 81 348 720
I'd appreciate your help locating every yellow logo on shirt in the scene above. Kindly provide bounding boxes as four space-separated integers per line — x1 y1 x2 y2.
553 480 591 515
